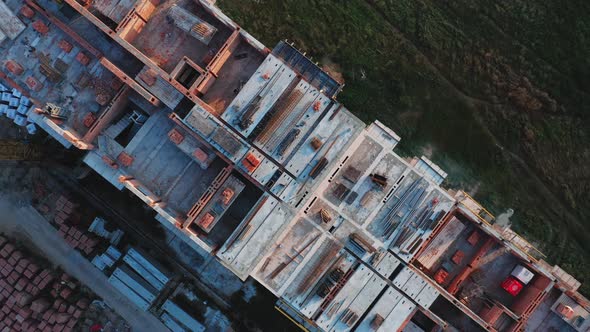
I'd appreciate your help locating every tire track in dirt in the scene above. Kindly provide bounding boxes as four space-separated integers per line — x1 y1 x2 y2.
435 1 590 97
362 0 590 254
360 1 492 108
363 0 583 120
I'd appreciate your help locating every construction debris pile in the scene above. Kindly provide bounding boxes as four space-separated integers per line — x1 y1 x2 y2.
36 193 103 258
78 301 130 332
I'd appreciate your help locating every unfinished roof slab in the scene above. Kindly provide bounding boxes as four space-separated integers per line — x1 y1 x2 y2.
3 1 586 331
0 0 26 39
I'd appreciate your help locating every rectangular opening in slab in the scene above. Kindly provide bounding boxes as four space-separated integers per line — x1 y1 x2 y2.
174 60 202 89
429 297 485 331
186 172 263 248
408 310 439 332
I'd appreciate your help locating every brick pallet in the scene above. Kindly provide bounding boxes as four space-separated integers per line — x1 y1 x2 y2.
0 235 91 332
52 195 101 257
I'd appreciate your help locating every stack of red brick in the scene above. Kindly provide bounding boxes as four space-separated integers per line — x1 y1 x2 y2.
56 223 99 257
53 196 79 225
53 196 100 257
0 236 91 332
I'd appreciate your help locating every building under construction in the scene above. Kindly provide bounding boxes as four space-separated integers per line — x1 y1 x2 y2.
1 0 589 331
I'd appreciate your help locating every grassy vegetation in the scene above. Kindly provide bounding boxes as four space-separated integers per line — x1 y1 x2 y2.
218 0 590 294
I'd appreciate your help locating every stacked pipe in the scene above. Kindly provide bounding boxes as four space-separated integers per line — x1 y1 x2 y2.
381 178 428 239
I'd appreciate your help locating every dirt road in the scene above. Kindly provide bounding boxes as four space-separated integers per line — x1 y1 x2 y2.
0 199 169 332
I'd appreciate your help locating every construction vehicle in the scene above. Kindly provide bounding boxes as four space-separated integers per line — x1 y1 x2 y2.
36 103 68 120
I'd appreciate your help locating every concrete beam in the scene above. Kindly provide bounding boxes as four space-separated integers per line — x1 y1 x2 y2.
61 0 173 82
82 86 131 144
26 0 102 58
99 58 160 106
62 0 216 113
169 113 283 202
206 28 241 76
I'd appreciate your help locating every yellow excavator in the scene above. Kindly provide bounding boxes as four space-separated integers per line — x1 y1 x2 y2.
0 140 42 160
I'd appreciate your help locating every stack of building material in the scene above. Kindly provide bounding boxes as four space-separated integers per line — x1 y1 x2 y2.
88 217 124 245
91 246 122 271
167 5 217 45
0 235 92 332
108 247 172 311
0 84 37 134
53 195 101 256
55 221 100 257
53 195 79 224
108 265 158 311
160 300 205 332
123 248 171 290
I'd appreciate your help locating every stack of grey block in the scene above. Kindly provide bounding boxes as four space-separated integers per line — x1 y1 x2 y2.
0 83 37 134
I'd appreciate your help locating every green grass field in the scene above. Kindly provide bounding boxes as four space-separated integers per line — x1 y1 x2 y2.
218 0 590 294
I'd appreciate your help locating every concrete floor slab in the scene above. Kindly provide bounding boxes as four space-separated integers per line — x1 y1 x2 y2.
255 218 322 292
131 0 232 73
341 153 408 225
316 264 374 330
283 238 344 311
221 54 296 135
285 105 364 180
355 287 405 332
332 275 388 332
202 39 266 114
323 136 383 209
366 170 424 241
122 111 225 214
